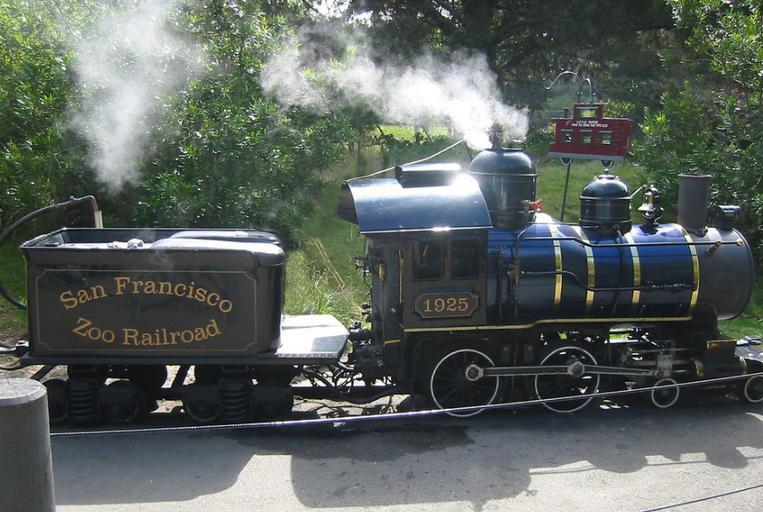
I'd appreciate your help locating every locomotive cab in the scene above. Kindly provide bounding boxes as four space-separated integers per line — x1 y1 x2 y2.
338 163 493 380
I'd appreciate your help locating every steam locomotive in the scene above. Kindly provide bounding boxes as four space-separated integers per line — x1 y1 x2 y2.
5 146 763 424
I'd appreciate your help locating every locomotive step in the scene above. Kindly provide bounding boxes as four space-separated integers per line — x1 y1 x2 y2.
261 314 348 364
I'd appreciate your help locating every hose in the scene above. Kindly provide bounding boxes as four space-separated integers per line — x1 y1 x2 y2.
0 195 102 310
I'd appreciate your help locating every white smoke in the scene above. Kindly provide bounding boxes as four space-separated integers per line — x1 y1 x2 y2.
261 29 528 149
71 0 204 191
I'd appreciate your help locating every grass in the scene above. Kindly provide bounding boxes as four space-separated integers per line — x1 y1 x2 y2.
723 283 763 339
283 181 366 325
377 124 450 142
0 242 28 339
535 159 644 223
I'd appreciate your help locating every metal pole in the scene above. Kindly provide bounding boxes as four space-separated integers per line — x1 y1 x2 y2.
0 378 56 512
560 160 572 222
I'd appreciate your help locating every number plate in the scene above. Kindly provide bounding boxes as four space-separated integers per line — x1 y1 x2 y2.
414 291 479 319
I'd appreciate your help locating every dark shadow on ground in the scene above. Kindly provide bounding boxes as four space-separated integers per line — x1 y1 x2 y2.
52 392 763 508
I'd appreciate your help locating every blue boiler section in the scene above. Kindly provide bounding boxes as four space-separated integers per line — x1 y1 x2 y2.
486 214 752 326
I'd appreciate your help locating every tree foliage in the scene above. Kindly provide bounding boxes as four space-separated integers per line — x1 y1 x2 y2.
2 0 763 258
347 0 675 106
0 0 359 244
636 0 763 253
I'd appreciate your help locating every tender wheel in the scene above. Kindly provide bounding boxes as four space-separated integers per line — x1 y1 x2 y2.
534 344 600 413
427 346 501 418
43 379 68 424
649 378 680 409
740 375 763 403
183 384 221 423
128 365 167 394
103 381 145 423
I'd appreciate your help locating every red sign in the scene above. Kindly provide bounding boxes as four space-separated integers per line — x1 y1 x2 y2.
548 103 635 162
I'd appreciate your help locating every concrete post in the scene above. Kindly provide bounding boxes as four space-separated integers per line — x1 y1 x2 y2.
0 378 55 512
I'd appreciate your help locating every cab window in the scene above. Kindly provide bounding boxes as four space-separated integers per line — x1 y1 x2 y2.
413 240 443 280
450 238 480 279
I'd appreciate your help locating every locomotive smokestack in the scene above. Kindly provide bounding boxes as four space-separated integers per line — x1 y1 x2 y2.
489 123 503 149
678 174 712 234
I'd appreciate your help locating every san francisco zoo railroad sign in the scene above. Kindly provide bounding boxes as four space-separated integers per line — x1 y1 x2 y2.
31 269 257 356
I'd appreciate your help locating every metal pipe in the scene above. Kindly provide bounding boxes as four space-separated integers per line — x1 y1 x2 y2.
678 174 712 233
560 160 572 221
506 236 742 248
0 195 102 309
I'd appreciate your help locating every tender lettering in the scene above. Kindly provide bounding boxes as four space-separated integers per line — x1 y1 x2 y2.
111 277 233 313
72 317 116 344
58 276 235 314
59 285 107 310
121 319 221 346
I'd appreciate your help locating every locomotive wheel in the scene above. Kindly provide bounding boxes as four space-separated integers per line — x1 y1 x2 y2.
740 375 763 403
649 378 680 409
534 344 600 413
43 379 68 424
426 346 501 418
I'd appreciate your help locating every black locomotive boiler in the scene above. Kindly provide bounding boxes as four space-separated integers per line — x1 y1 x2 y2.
6 147 763 424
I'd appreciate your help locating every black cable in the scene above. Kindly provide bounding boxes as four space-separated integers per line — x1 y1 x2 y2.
641 483 763 512
0 195 100 309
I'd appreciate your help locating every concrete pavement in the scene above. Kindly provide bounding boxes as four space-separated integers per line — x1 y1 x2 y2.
50 395 763 512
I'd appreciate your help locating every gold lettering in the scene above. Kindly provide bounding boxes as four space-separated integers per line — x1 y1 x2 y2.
72 317 92 336
122 328 139 345
144 281 156 294
158 281 172 294
207 293 220 307
89 285 107 300
76 289 90 303
101 329 115 343
194 288 208 302
180 330 194 343
174 283 187 297
114 277 129 295
60 290 78 310
219 300 233 313
115 319 222 347
206 319 221 337
131 280 143 294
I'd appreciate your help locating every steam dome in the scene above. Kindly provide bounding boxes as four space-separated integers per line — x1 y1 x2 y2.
468 149 536 229
579 173 631 232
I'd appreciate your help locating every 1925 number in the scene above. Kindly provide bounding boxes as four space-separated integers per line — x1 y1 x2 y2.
414 291 478 319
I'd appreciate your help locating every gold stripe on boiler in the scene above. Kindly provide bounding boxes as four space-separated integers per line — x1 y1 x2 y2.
572 226 595 313
549 224 563 309
680 226 700 314
623 233 641 311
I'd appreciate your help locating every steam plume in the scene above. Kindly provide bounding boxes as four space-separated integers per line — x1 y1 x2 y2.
71 0 204 191
261 28 528 149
